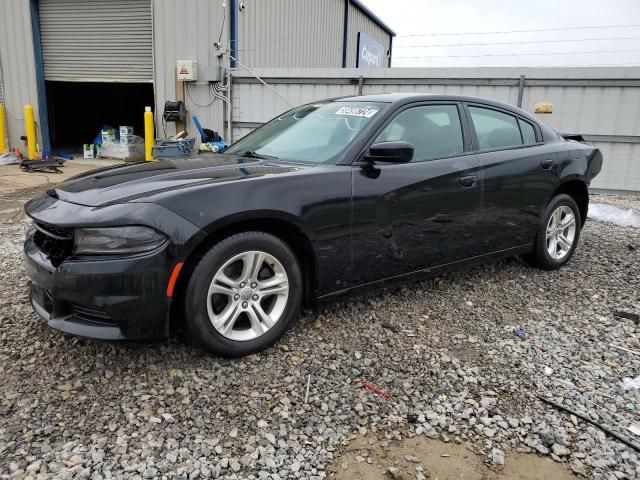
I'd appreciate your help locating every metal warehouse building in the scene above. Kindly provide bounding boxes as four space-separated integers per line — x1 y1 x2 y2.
1 1 639 192
0 0 394 152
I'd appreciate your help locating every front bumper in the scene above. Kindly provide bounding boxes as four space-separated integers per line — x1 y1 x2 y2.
24 228 172 340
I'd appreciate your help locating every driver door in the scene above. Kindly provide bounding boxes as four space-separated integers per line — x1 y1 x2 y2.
350 103 482 286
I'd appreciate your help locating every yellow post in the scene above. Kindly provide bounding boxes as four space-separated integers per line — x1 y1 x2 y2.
24 104 37 160
144 106 154 161
0 104 7 153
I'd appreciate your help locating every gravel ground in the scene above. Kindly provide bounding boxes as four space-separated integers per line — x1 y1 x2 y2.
0 193 639 480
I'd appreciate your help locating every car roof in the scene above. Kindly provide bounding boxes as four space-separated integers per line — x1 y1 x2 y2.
330 92 557 141
336 92 514 110
334 92 546 126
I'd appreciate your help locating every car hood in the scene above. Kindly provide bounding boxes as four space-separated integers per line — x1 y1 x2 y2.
51 155 309 207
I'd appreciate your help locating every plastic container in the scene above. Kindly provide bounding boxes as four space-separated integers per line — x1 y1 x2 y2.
119 126 134 136
101 129 116 143
83 144 95 158
152 137 196 158
120 134 136 145
99 137 145 162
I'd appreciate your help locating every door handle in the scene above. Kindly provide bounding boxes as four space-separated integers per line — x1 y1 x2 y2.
541 158 554 170
459 175 477 188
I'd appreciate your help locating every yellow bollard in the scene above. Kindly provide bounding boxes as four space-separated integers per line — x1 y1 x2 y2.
144 106 154 161
0 104 7 153
24 104 37 160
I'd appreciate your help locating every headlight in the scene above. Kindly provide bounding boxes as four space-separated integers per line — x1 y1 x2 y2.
74 226 166 255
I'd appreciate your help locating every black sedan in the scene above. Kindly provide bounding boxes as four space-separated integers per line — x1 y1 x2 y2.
24 94 603 357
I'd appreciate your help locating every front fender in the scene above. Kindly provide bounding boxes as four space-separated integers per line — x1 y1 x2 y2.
152 166 354 296
199 209 311 240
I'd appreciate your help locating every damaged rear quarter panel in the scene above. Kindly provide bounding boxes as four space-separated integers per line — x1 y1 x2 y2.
559 142 603 186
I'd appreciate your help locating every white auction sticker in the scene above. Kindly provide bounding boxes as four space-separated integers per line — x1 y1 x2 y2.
335 106 378 118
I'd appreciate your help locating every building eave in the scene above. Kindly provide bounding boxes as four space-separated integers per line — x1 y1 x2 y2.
350 0 396 37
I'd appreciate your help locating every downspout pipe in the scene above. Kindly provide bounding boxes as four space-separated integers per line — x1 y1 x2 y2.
342 0 350 68
517 75 526 108
230 0 238 68
29 0 51 153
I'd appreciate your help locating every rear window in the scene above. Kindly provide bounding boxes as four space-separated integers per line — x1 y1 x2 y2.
469 106 523 150
519 119 537 145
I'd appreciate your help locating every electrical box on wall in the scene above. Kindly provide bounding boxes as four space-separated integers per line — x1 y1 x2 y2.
206 65 223 82
176 60 198 81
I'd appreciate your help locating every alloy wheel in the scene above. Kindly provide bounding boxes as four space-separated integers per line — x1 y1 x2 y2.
206 250 289 341
545 206 576 260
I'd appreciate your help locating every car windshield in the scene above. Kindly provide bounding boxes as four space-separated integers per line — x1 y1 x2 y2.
226 101 385 163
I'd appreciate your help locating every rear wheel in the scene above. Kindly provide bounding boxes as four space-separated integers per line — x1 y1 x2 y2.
184 232 303 357
525 194 581 270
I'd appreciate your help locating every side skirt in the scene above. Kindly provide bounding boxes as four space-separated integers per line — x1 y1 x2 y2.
317 244 533 304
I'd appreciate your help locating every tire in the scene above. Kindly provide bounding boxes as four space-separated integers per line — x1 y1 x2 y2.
524 194 582 270
184 231 303 357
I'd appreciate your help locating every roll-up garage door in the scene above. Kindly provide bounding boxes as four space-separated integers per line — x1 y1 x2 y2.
39 0 153 83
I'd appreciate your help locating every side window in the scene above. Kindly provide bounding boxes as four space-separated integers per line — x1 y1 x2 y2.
519 119 537 145
375 105 464 161
468 106 523 150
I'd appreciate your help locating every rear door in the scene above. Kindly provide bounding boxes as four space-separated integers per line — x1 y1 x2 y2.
466 104 559 253
350 102 482 286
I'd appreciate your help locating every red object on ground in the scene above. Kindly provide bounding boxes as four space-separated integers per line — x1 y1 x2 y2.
360 379 391 398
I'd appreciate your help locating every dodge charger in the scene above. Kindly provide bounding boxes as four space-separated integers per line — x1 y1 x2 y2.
24 94 603 357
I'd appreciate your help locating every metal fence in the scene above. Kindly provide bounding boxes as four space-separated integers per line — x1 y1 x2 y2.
230 67 640 192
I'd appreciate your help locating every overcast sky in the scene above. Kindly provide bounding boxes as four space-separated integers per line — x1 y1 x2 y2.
360 0 640 68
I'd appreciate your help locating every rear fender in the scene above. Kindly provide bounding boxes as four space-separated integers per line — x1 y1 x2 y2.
586 148 603 182
559 143 602 187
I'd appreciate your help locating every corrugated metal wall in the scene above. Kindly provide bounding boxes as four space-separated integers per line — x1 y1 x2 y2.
360 82 520 104
0 0 391 148
0 59 4 103
0 0 40 149
522 83 640 191
590 142 640 191
237 0 344 68
152 0 229 138
0 51 4 151
230 67 640 191
347 2 391 68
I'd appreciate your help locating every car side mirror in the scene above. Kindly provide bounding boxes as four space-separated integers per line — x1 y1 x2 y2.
364 141 414 163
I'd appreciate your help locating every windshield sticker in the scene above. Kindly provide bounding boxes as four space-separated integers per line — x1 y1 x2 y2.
335 106 379 118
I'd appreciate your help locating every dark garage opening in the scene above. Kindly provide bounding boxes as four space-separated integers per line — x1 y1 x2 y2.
46 81 155 152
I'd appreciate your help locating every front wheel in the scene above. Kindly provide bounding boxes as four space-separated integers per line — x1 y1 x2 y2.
184 232 303 357
524 194 582 270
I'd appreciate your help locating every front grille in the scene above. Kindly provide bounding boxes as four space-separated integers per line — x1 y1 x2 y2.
70 304 115 326
32 222 74 267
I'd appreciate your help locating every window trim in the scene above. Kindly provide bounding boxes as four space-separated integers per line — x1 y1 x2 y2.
463 102 544 154
353 101 473 165
517 117 538 146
